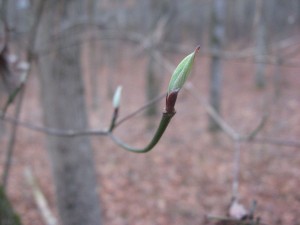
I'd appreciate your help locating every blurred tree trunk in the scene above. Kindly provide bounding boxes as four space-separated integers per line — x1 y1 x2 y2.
254 0 267 88
208 0 226 131
104 40 118 98
36 1 102 225
145 0 171 117
0 10 6 136
100 1 124 98
87 0 101 110
273 49 283 99
146 50 162 117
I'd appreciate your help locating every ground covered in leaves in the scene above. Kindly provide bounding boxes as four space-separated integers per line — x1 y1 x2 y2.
0 42 300 225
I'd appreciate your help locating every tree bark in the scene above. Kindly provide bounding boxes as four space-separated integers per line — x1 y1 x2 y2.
145 0 171 117
208 0 226 131
254 0 267 88
36 1 102 225
146 50 161 117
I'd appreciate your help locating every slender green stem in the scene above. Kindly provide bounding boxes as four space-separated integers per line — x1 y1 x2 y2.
108 108 118 132
109 111 175 153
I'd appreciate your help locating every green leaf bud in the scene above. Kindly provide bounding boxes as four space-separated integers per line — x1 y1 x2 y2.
167 46 200 95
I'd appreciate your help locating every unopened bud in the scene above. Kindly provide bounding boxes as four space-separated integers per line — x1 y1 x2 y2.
167 46 200 94
113 86 122 108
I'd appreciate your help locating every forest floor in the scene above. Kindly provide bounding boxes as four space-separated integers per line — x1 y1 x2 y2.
1 41 300 225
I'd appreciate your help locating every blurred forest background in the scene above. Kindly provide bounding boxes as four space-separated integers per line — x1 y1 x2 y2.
0 0 300 225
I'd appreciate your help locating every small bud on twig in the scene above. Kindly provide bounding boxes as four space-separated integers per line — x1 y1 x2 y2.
109 46 200 153
165 46 200 113
112 86 122 109
167 46 200 95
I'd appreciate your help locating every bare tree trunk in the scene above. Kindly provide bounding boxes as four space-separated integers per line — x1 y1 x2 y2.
36 1 102 225
145 0 171 118
273 49 283 99
146 50 162 117
254 0 267 88
87 0 101 110
208 0 226 131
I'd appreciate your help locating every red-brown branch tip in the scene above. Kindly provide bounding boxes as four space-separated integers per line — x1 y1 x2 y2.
165 89 179 114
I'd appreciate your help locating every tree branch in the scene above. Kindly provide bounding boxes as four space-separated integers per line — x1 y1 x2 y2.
24 167 57 225
109 110 175 153
0 115 108 137
115 92 166 128
1 88 25 189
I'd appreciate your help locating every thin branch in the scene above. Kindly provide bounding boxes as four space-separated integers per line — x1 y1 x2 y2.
232 141 241 200
115 92 166 128
0 76 27 117
27 0 47 59
34 29 300 68
244 113 268 140
187 84 243 200
247 137 300 148
0 90 167 137
24 167 58 225
1 0 49 189
0 90 168 138
185 83 239 140
133 14 169 56
163 37 300 68
0 115 108 137
186 83 300 148
2 88 25 189
108 108 118 132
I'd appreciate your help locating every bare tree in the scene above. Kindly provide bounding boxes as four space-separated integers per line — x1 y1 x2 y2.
36 1 102 225
208 0 226 131
86 0 102 110
145 0 172 118
254 0 267 88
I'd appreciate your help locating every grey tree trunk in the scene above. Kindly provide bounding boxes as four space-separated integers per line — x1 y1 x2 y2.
208 0 226 131
145 0 171 117
87 0 101 110
146 50 162 117
254 0 267 88
36 1 102 225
